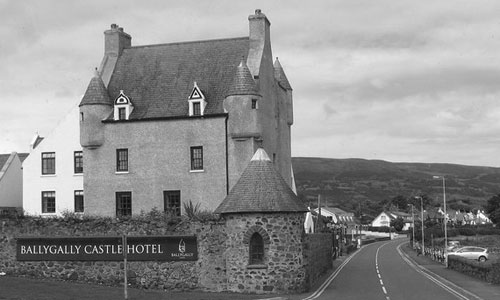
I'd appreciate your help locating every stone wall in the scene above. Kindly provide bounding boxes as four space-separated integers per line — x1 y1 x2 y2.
0 215 227 291
224 212 307 294
0 214 333 294
303 233 333 288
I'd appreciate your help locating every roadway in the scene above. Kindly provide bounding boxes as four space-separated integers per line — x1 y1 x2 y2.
298 238 499 300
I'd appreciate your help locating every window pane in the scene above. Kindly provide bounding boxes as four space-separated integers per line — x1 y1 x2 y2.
116 149 128 172
249 233 264 264
193 102 201 116
74 190 84 213
190 146 203 170
164 191 181 216
42 191 56 213
74 151 83 173
116 192 132 217
42 152 56 175
118 107 126 120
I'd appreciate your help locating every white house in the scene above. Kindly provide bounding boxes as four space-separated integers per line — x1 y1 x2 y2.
23 104 83 216
371 211 412 231
0 152 27 215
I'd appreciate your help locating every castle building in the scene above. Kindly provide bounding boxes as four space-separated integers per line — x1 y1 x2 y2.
79 10 294 216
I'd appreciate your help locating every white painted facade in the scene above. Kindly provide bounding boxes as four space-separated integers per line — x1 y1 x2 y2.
371 212 393 227
0 152 24 209
23 104 83 216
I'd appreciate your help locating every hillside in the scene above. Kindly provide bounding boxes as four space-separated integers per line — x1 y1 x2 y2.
292 157 500 220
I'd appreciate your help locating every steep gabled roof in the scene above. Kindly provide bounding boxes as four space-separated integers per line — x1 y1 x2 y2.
106 37 250 120
214 148 307 214
0 154 10 170
274 57 292 91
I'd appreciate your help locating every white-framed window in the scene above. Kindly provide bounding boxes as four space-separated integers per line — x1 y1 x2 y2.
190 146 203 171
188 82 207 116
42 191 56 213
41 152 56 175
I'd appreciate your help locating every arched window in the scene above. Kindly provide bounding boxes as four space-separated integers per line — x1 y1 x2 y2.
249 232 264 265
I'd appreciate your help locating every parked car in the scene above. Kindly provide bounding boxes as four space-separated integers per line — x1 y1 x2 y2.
447 246 489 262
446 240 460 251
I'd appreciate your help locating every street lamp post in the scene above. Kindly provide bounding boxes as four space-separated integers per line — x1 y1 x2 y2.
415 196 424 255
433 175 447 267
409 204 415 248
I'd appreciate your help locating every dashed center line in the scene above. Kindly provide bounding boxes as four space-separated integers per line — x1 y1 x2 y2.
376 243 391 300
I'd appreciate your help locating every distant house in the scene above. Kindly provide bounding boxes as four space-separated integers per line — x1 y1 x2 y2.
313 207 359 234
371 211 412 231
23 105 83 216
0 152 28 215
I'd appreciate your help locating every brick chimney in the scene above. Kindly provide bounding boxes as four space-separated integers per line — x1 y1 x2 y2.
247 9 272 78
99 24 131 87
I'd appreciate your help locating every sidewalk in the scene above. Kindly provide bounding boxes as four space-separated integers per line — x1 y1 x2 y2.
401 244 500 300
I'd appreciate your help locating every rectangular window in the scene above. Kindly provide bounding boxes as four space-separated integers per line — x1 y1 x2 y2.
116 149 128 172
193 102 201 116
190 146 203 170
74 151 83 174
42 191 56 213
164 191 181 216
118 107 126 120
251 99 258 109
116 192 132 217
41 152 56 175
74 190 84 213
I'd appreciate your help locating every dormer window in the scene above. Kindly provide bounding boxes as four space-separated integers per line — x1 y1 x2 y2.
114 90 133 121
188 82 207 116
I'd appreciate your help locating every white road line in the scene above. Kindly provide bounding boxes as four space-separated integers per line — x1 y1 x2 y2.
301 248 362 300
376 242 391 300
397 242 484 300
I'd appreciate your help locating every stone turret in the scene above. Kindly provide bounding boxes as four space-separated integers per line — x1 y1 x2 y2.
79 70 113 149
215 148 308 294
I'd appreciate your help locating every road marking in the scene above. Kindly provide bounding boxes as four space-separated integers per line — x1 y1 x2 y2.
376 243 392 300
301 247 362 300
397 242 484 300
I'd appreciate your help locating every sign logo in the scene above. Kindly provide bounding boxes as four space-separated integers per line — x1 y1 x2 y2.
179 239 186 253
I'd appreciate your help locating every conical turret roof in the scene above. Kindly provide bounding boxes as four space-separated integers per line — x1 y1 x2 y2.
214 148 307 214
224 60 260 97
274 57 292 91
79 70 113 107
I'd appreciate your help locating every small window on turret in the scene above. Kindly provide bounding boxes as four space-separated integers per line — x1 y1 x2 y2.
251 99 258 109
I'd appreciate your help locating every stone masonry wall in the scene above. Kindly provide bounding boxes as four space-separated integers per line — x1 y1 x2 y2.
303 233 333 288
0 215 334 294
224 212 307 294
0 215 227 292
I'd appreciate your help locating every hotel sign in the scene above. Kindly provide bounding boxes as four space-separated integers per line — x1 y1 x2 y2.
16 236 197 261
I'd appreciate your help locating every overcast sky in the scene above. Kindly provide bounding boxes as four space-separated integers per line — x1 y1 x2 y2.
2 0 500 167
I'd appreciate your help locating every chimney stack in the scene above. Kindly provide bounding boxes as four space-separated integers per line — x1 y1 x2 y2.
104 24 131 57
247 9 272 78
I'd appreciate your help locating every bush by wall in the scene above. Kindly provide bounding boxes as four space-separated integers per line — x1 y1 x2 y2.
448 256 500 284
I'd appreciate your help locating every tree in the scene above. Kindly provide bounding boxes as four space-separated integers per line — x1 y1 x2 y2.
391 195 408 210
485 194 500 225
391 217 405 232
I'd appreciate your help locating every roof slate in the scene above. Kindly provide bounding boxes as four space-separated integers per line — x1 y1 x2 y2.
106 37 250 120
80 72 113 107
225 60 260 97
0 154 10 170
214 148 307 214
